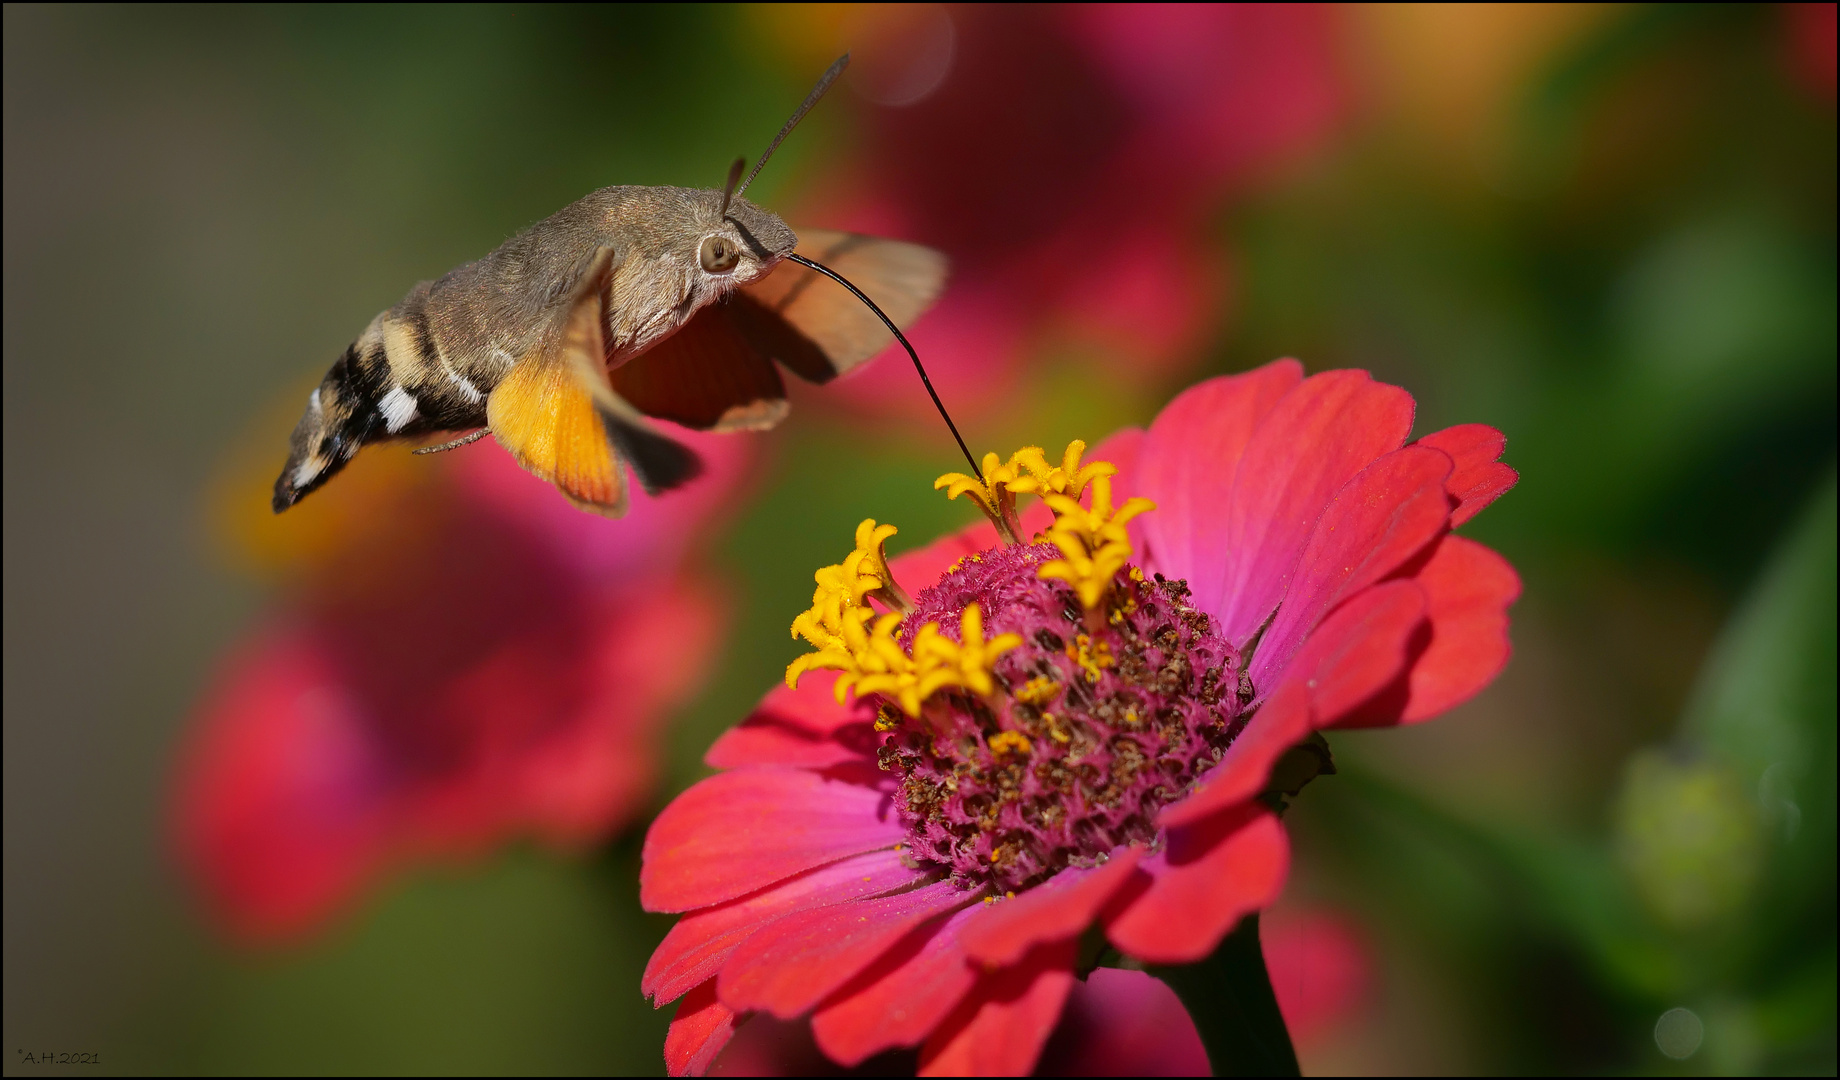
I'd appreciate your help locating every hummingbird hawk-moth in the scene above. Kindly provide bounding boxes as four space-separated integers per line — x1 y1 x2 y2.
273 55 947 517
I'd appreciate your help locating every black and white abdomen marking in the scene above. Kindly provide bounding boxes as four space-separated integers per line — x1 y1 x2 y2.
272 338 386 511
368 284 499 438
271 285 499 513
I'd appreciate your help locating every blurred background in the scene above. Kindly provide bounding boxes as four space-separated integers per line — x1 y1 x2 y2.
4 3 1833 1074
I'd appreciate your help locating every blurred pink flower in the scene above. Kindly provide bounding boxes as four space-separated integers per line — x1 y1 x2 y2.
1031 968 1211 1076
1783 2 1837 100
1263 907 1373 1043
173 431 751 942
795 4 1346 419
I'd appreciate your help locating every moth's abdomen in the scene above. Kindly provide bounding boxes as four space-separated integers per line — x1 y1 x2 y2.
369 284 502 437
271 286 495 513
271 336 387 512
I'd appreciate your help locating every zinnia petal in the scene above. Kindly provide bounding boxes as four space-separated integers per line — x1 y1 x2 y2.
958 846 1146 968
1284 579 1431 726
810 905 983 1067
1414 423 1519 528
643 848 927 1006
1105 803 1289 964
1159 580 1428 831
718 881 972 1019
641 767 903 912
1207 368 1415 645
917 939 1079 1077
704 673 879 771
1249 445 1452 693
664 978 739 1078
1134 359 1302 603
1335 535 1521 727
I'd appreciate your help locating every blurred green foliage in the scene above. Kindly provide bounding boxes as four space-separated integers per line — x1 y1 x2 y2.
1306 472 1832 1073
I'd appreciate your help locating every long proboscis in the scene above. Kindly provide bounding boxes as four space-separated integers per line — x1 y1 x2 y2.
786 253 979 476
733 54 850 204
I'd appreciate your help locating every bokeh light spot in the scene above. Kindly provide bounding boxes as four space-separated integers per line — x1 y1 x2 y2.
1655 1007 1704 1060
844 4 956 108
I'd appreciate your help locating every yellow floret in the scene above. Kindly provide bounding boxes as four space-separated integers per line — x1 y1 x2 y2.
988 730 1032 757
790 441 1160 721
1005 440 1116 502
1015 675 1063 706
1037 473 1155 610
1065 633 1116 684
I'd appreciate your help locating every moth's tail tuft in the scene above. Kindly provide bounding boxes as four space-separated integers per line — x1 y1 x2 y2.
272 345 381 513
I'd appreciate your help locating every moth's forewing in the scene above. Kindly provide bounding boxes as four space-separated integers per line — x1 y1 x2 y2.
490 244 711 516
742 229 948 380
487 248 632 517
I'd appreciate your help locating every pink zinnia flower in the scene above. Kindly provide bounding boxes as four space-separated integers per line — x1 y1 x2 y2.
641 359 1519 1075
174 430 749 942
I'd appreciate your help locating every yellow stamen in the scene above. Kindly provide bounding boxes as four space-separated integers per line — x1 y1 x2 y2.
933 440 1130 547
1015 675 1062 706
787 524 1024 714
792 440 1158 715
786 518 918 691
1037 473 1155 610
1066 633 1115 684
1005 440 1115 502
934 452 1023 543
936 441 1153 607
988 730 1032 757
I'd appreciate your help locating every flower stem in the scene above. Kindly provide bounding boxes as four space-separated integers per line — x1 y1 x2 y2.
1151 914 1300 1077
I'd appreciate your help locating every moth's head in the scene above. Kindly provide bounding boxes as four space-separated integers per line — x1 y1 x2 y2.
684 188 797 289
662 53 846 296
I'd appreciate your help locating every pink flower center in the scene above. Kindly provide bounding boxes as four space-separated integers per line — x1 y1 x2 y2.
879 542 1247 894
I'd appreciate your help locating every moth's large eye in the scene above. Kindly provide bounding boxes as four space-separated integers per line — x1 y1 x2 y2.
699 235 740 273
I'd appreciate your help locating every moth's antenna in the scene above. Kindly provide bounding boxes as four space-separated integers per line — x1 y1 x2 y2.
718 156 746 218
733 53 850 203
787 253 979 476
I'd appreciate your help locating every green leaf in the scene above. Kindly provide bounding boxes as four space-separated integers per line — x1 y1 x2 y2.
1674 468 1837 990
1335 764 1684 998
1680 469 1836 821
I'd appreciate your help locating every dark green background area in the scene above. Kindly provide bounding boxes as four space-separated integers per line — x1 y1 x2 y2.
4 4 1832 1075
